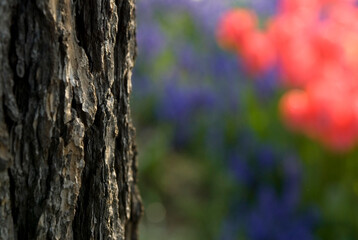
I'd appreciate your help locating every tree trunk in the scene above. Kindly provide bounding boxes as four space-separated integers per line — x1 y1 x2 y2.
0 0 142 239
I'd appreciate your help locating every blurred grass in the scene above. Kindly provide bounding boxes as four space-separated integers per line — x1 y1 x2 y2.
136 124 236 239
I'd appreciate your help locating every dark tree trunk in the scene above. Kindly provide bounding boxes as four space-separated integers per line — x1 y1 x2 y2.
0 0 142 239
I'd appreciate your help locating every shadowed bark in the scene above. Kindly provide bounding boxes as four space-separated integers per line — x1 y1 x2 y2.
0 0 142 239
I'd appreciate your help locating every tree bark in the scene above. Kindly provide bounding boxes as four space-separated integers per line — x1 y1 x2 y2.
0 0 142 239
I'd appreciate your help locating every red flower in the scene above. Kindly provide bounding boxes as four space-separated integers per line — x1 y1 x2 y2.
216 9 257 50
280 89 312 132
240 31 276 74
218 1 358 151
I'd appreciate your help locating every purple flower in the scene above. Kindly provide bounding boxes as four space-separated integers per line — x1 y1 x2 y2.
228 152 252 184
137 23 166 59
174 44 200 73
249 0 279 18
254 65 280 100
257 147 276 170
246 185 314 240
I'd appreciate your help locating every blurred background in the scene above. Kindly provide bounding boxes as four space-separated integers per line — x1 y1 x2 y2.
131 0 358 239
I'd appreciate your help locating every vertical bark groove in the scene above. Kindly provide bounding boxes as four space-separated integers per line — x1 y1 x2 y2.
0 0 142 239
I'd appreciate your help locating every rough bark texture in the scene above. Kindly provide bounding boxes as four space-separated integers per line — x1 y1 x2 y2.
0 0 142 239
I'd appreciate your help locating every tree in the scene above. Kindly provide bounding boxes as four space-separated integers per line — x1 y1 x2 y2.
0 0 142 239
